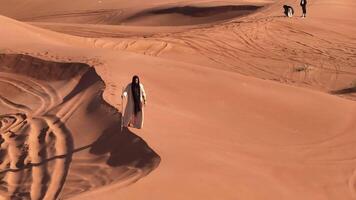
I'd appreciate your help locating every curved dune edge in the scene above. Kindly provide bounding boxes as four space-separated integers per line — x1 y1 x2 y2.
6 1 269 26
121 4 263 26
0 0 355 200
25 2 270 38
0 53 160 199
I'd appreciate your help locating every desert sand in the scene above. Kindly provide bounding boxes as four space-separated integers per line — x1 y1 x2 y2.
0 0 355 199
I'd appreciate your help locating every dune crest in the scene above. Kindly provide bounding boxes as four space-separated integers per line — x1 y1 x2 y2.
0 54 160 199
0 0 355 199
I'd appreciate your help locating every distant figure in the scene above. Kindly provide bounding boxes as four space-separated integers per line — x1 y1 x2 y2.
121 75 147 129
300 0 307 18
283 5 294 17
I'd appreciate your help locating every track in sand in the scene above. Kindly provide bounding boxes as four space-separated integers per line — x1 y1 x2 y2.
0 54 160 199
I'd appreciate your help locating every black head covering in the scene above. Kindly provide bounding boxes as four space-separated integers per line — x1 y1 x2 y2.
283 5 294 16
131 75 142 115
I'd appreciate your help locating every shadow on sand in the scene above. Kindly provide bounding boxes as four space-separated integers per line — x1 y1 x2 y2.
331 87 356 95
147 5 262 17
124 5 263 26
90 123 160 168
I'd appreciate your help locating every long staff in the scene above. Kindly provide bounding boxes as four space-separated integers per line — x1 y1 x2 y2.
121 87 125 132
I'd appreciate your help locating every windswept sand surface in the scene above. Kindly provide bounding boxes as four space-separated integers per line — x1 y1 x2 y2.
0 0 355 199
0 54 160 199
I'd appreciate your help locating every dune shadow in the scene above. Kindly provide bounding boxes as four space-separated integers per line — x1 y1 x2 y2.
63 67 100 103
124 5 263 26
57 114 161 199
90 123 161 169
331 87 356 95
148 5 262 17
0 54 88 81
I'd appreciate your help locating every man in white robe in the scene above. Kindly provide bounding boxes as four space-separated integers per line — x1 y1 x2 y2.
122 76 147 129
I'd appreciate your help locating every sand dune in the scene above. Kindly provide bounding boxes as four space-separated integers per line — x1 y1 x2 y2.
0 0 355 199
122 5 262 26
9 0 354 99
11 5 262 26
0 54 160 199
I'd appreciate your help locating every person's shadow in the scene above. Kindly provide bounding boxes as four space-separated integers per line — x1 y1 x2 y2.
90 123 161 169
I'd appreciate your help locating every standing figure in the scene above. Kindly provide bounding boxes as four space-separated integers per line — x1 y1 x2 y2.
300 0 307 18
122 75 147 129
283 5 294 18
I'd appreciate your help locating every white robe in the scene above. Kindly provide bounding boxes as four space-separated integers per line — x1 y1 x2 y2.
122 83 146 129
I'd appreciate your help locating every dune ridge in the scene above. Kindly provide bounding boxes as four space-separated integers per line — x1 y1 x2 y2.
0 0 355 199
0 54 160 199
10 0 354 100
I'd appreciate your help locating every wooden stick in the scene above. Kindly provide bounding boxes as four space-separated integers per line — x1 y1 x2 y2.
120 87 125 132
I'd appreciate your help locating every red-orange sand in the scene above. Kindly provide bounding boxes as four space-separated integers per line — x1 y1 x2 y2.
0 0 355 199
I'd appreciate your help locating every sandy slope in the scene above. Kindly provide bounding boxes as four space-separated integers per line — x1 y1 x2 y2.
0 0 355 199
13 0 354 99
0 52 160 199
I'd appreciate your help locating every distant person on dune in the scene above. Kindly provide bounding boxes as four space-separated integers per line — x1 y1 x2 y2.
300 0 307 18
283 5 294 17
121 75 147 129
